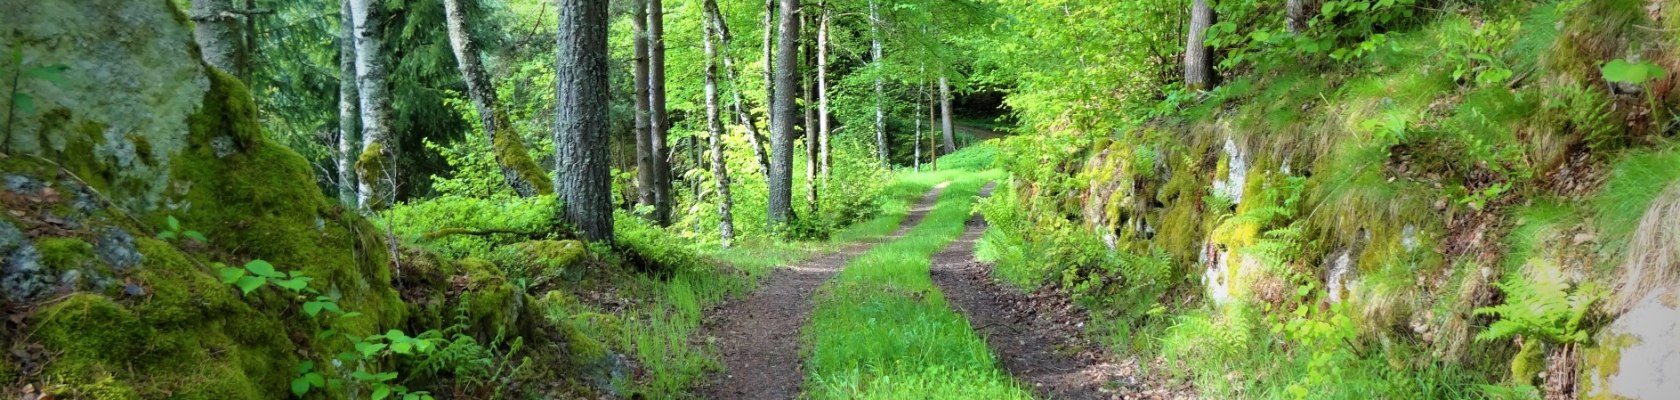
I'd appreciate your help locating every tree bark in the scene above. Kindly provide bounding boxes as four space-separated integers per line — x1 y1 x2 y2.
191 0 244 76
869 0 887 166
554 0 613 242
443 0 552 197
927 80 937 170
649 0 674 226
816 4 831 181
1184 0 1215 90
632 0 656 212
768 0 800 230
913 95 921 172
703 0 772 176
349 0 396 210
802 10 817 216
763 0 776 129
938 75 955 154
1286 0 1308 35
336 0 360 208
703 19 736 247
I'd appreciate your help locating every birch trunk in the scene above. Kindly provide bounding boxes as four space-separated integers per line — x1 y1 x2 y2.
816 4 831 181
349 0 396 210
191 0 244 76
443 0 551 197
768 0 800 229
336 0 360 207
869 0 887 166
704 19 735 247
703 0 772 176
554 0 613 242
632 0 656 211
938 75 955 154
1286 0 1308 35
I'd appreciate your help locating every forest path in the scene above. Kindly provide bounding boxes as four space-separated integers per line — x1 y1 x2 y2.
929 182 1132 399
695 182 952 400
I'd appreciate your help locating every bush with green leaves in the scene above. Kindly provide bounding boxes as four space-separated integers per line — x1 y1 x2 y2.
1473 260 1604 345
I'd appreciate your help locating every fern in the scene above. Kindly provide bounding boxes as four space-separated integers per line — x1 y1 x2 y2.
1473 260 1604 344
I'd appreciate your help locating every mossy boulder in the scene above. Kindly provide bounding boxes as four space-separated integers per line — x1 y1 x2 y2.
3 0 402 397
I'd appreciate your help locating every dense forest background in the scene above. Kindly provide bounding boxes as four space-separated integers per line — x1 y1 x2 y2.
2 0 1677 399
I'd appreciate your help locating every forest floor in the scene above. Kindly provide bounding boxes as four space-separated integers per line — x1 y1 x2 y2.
695 182 951 399
929 183 1187 400
697 177 1183 399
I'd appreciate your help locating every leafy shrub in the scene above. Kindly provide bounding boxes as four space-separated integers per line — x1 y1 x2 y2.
1473 260 1604 345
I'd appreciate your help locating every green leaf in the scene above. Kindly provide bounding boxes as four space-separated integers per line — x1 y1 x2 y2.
157 230 177 240
351 370 378 381
245 259 283 278
371 385 391 400
11 93 29 114
235 276 266 295
167 215 180 231
391 341 413 355
296 361 314 374
291 378 310 397
24 65 68 87
305 373 325 387
182 230 206 243
1602 59 1668 84
273 277 312 292
219 267 246 284
339 311 364 319
356 342 387 357
303 301 325 317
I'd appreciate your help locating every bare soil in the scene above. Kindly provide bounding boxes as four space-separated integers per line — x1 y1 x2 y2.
930 183 1186 400
695 183 950 400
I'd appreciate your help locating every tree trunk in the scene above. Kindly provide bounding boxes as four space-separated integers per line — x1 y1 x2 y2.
443 0 552 198
928 81 937 170
649 0 674 226
1184 0 1215 90
349 0 396 210
703 0 772 176
816 4 831 181
938 75 955 154
704 19 735 247
869 0 887 166
913 98 921 172
802 11 817 216
1286 0 1308 35
768 0 800 230
632 0 656 212
336 0 360 208
763 0 776 129
191 0 244 76
554 0 613 242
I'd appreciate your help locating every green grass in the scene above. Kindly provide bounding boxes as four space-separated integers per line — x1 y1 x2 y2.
801 170 1030 399
1593 146 1680 249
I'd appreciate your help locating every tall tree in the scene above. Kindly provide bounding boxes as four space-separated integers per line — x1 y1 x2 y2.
816 2 831 180
938 75 955 154
703 16 736 248
632 0 656 212
555 0 613 242
1184 0 1215 90
768 0 801 229
703 0 772 176
802 9 817 215
443 0 552 197
869 0 887 166
349 0 396 209
190 0 245 76
763 0 777 127
336 0 360 207
649 0 674 226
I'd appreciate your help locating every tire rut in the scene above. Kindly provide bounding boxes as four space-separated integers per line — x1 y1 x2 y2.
929 182 1121 400
695 182 951 400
